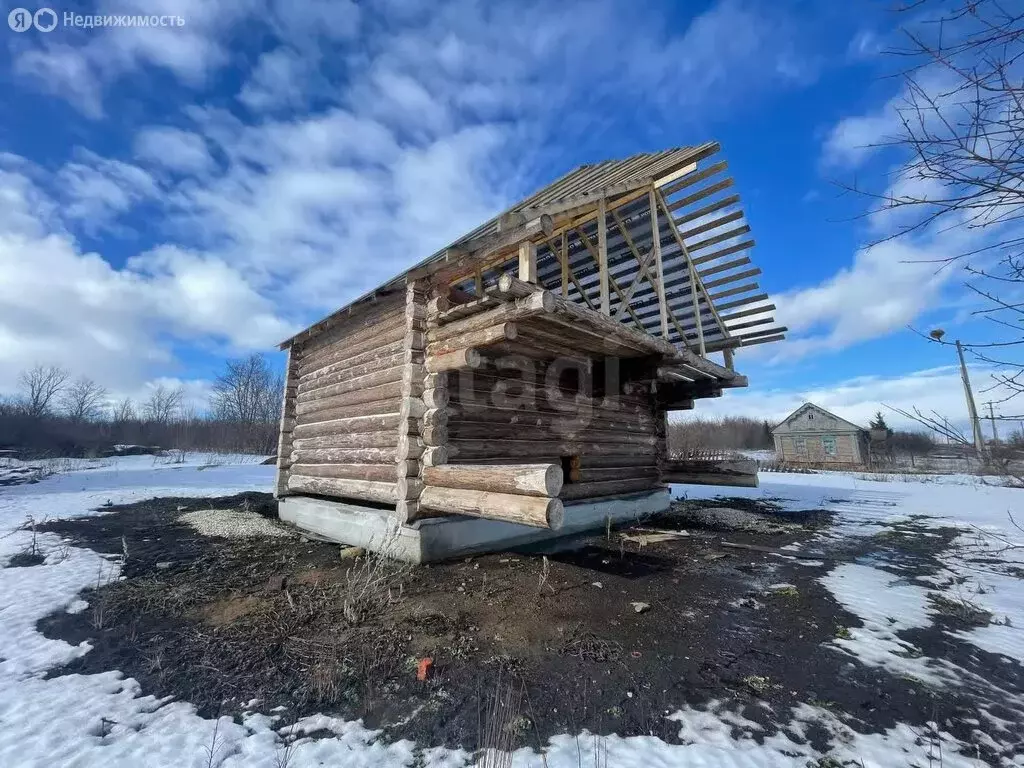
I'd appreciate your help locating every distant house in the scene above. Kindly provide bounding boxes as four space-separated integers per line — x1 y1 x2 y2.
771 403 868 466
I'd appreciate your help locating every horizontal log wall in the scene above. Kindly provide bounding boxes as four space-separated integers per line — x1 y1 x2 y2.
286 291 409 506
446 358 664 502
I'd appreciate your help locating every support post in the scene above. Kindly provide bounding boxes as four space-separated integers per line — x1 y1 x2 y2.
518 241 537 284
597 197 609 315
723 348 734 371
649 187 669 338
957 339 986 458
987 401 999 442
560 232 568 297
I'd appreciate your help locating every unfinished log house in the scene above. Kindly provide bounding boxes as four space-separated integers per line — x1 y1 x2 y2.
276 143 786 561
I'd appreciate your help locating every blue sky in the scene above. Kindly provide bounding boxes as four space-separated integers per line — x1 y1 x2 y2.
0 0 1013 428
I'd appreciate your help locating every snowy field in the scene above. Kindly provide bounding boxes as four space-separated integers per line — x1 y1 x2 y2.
2 456 1024 766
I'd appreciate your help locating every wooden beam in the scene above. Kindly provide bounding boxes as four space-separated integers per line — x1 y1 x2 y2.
666 178 734 213
723 348 735 371
687 225 752 254
419 486 564 529
678 210 744 242
609 207 658 323
518 241 538 284
662 457 759 488
656 189 706 355
674 194 741 226
719 303 776 322
543 233 594 311
598 197 609 315
708 282 760 302
650 188 670 339
691 239 756 267
574 224 648 332
660 160 728 197
725 316 775 332
653 162 697 189
491 273 538 300
702 267 762 291
413 214 554 283
739 333 785 347
421 463 563 497
560 232 569 296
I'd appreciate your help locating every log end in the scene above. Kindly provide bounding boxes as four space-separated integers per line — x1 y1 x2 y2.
422 446 449 467
546 498 565 530
543 463 565 497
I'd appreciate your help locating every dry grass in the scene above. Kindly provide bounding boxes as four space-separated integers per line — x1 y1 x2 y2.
339 528 413 626
476 666 526 768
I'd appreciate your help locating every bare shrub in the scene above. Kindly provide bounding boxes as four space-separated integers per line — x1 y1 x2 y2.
339 531 412 625
668 416 773 454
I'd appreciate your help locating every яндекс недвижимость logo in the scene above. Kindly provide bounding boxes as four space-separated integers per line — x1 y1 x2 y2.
8 8 58 32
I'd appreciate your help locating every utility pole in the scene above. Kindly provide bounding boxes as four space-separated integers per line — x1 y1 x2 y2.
985 401 999 443
956 340 986 458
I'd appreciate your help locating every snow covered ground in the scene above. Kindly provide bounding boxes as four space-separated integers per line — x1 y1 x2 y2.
2 458 1023 766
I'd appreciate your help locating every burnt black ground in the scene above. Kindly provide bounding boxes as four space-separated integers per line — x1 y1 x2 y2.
28 492 1024 763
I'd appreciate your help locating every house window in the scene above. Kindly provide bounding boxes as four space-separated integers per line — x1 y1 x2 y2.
795 438 807 454
822 436 837 456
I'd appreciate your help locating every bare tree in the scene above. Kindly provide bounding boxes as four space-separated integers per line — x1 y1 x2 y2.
143 384 184 424
862 2 1024 412
61 376 108 423
111 397 137 423
211 354 282 424
885 402 972 445
18 364 70 418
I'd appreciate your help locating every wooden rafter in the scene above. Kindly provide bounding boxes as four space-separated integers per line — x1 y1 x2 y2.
541 233 595 312
655 188 731 355
608 209 656 320
606 201 692 349
647 188 671 340
574 225 648 333
559 232 569 296
597 197 609 315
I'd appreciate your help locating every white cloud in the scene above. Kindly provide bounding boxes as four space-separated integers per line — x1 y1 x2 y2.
13 44 105 119
238 48 314 113
55 150 158 230
771 236 956 360
134 127 214 175
12 0 257 118
822 111 897 167
0 165 294 397
684 364 1012 434
822 67 958 168
847 30 883 60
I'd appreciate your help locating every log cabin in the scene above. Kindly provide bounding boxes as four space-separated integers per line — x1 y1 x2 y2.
275 143 786 561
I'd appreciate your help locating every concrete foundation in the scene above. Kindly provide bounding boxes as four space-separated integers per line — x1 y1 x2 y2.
278 488 671 563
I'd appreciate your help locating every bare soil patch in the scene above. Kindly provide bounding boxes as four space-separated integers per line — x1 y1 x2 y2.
32 493 1019 761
